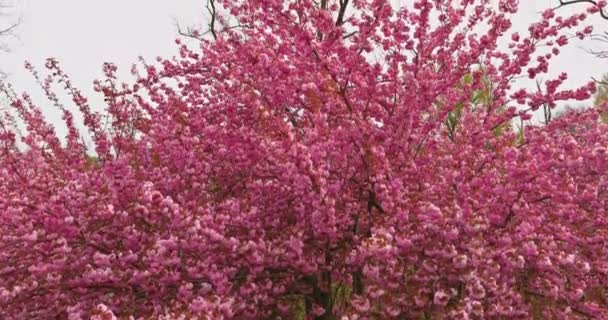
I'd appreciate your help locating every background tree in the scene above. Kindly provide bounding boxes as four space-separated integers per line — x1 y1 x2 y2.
0 0 18 44
0 0 19 78
594 74 608 104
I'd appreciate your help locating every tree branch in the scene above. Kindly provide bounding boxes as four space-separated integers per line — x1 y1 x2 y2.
0 21 17 35
335 0 349 26
206 0 217 40
557 0 608 20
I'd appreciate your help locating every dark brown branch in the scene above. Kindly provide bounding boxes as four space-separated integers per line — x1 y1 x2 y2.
335 0 349 26
367 190 385 215
317 0 329 41
342 30 358 39
206 0 218 40
537 80 552 125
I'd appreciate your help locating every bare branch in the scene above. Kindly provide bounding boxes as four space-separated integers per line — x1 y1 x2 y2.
175 0 253 42
0 21 17 35
175 18 251 42
575 32 608 58
335 0 349 26
590 31 608 43
583 46 608 58
206 0 217 40
0 0 19 36
0 1 20 75
316 0 328 41
175 19 204 41
342 30 358 40
592 76 608 85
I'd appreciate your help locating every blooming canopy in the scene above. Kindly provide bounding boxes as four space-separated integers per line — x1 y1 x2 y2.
1 0 607 319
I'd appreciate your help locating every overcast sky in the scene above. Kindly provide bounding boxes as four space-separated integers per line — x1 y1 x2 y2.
0 0 607 132
1 0 201 90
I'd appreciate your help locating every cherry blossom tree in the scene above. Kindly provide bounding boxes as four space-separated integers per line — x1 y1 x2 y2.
1 0 607 319
0 1 18 46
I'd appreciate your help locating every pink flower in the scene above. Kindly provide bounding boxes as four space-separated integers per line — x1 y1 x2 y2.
522 241 539 257
352 297 370 313
433 290 450 306
556 35 569 46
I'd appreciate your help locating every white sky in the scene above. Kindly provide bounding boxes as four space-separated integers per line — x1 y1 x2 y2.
1 0 202 89
0 0 607 132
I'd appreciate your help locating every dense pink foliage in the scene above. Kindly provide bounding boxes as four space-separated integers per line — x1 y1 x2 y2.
1 0 608 319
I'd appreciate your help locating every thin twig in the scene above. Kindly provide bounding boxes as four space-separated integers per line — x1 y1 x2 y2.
557 0 608 20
